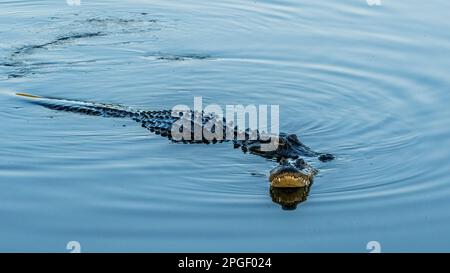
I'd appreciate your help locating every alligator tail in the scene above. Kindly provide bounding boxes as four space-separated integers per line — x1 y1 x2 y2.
16 92 138 119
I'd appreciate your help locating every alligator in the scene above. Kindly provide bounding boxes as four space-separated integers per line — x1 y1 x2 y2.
16 92 334 207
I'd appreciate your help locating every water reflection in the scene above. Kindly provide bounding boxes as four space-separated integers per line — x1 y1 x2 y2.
270 185 311 210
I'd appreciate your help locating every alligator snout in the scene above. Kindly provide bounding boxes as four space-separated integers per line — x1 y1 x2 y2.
269 159 316 188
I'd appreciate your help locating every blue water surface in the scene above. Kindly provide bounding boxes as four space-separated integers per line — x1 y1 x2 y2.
1 0 450 252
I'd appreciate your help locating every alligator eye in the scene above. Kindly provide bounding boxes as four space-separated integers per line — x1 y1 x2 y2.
277 138 285 146
287 134 300 143
318 153 335 162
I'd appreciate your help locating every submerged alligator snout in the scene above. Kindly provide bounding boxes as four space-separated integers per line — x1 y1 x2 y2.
16 92 334 208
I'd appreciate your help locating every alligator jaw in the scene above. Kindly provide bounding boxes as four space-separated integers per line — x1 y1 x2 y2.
269 160 315 188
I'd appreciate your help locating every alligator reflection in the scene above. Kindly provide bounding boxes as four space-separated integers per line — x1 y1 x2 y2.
270 185 311 210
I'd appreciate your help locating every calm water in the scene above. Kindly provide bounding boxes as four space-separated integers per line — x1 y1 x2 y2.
1 0 450 252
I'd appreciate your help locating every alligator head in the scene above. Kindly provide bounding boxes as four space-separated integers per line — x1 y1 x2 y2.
246 133 334 162
244 132 333 188
269 158 317 188
269 158 317 209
